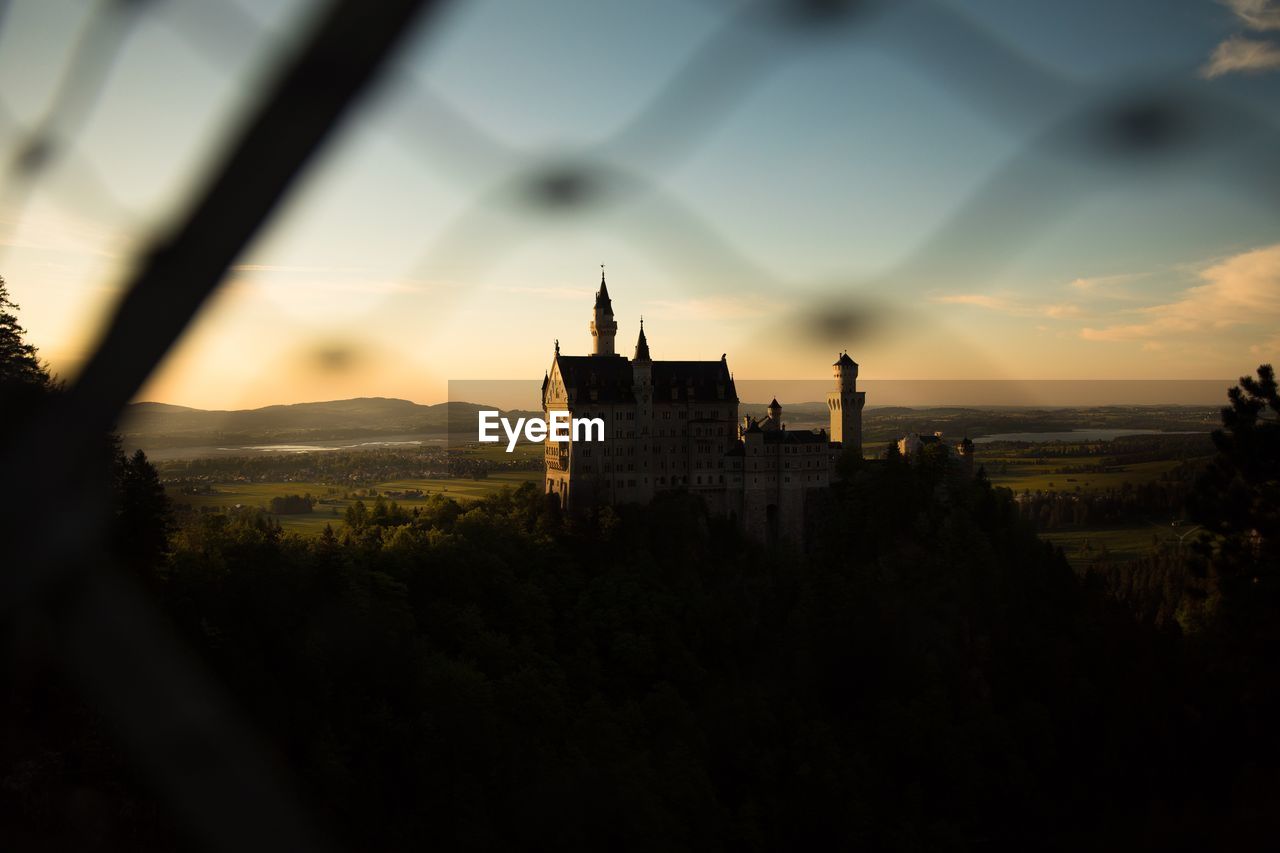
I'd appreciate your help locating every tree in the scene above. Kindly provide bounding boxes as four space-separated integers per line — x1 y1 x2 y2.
1190 364 1280 604
0 275 50 389
114 448 174 577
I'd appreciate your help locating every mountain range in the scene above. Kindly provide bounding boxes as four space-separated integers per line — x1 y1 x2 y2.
118 398 534 448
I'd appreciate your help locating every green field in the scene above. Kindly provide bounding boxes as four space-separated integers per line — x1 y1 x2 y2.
454 443 543 462
1040 526 1165 568
984 458 1184 493
170 471 542 534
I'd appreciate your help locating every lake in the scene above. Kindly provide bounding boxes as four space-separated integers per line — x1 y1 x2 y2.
134 434 449 462
973 428 1203 444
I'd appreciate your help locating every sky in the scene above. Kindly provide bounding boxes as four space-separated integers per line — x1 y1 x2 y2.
0 0 1278 409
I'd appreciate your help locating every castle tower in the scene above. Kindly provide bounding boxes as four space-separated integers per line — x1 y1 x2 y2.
765 397 782 430
632 318 652 397
827 351 865 452
632 318 654 500
590 268 618 357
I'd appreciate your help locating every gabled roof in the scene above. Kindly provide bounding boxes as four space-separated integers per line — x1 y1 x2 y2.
555 354 634 403
653 359 737 403
834 351 857 368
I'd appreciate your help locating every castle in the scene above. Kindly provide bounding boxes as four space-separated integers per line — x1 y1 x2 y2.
541 271 865 545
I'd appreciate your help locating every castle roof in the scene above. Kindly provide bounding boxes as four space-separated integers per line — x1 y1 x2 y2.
834 351 857 368
554 355 633 402
654 360 736 402
768 397 781 409
553 354 737 404
762 428 828 445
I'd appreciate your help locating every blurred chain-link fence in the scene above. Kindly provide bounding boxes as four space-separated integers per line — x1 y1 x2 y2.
1 0 1278 848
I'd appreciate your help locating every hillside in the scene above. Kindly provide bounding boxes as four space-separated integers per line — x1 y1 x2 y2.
119 398 534 448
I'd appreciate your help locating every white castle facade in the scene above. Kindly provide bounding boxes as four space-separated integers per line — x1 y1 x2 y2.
541 272 865 545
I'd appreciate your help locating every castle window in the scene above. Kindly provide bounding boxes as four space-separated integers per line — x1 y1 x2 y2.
663 411 671 420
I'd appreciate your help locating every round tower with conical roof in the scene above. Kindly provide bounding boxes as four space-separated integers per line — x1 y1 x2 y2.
827 350 865 452
590 267 618 357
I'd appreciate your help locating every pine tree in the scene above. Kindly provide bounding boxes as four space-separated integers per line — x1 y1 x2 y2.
0 275 51 389
114 448 174 576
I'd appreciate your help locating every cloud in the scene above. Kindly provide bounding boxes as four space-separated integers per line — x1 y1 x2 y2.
1081 243 1280 342
931 293 1081 318
1069 272 1147 294
489 285 595 300
933 294 1010 310
1200 35 1280 77
231 264 370 274
234 277 426 296
1251 334 1280 356
0 210 124 260
1202 2 1280 79
1223 0 1280 30
645 295 781 320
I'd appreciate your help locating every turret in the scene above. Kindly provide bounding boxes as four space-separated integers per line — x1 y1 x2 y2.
632 317 652 390
834 350 857 391
590 267 618 356
764 397 782 430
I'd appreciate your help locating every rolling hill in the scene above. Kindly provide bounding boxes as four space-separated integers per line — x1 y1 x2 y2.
119 398 534 448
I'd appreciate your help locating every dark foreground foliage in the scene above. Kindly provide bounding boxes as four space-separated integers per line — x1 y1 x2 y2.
11 459 1274 851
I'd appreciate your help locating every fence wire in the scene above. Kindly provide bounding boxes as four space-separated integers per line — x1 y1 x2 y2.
0 0 1277 849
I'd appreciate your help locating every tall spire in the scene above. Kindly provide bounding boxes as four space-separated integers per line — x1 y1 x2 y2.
595 264 611 310
590 265 617 356
634 316 651 362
